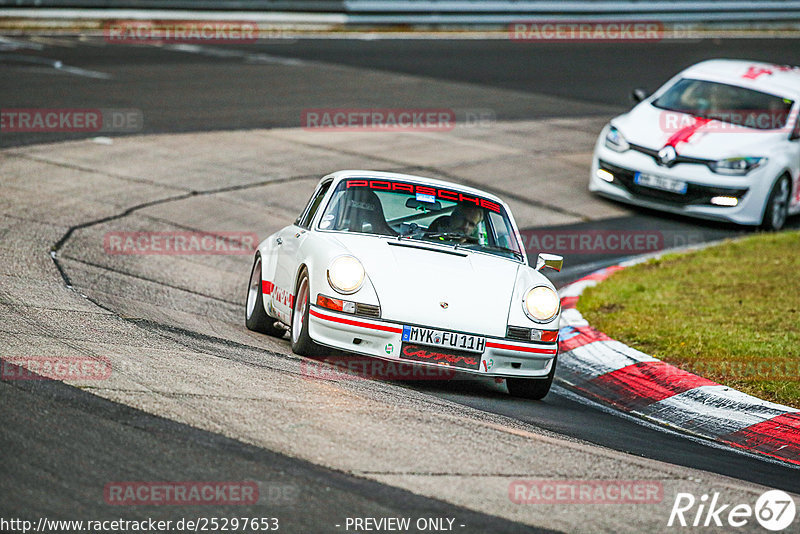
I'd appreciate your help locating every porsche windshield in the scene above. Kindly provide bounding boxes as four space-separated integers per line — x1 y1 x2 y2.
652 78 794 130
318 179 523 260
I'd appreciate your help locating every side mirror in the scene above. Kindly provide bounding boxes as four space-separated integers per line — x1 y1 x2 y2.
790 129 800 141
631 88 649 103
536 253 563 272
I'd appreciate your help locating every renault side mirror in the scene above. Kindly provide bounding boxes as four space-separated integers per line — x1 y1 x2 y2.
631 88 650 103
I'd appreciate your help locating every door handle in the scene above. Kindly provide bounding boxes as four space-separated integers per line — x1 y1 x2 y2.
276 237 283 245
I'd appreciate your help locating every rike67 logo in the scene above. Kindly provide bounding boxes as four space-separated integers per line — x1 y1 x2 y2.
668 490 796 531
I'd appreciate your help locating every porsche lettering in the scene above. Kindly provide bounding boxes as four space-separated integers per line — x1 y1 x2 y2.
345 179 502 213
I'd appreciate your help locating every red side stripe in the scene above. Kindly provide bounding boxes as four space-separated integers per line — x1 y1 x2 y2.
721 412 800 465
309 308 402 333
485 342 557 355
583 361 718 411
262 281 274 295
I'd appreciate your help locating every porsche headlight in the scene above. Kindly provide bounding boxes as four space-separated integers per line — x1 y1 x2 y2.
523 286 560 323
708 157 766 176
604 125 630 152
327 256 365 294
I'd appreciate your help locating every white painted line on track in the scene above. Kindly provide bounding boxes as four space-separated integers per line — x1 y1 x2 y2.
165 43 306 67
0 52 111 79
54 63 112 79
0 36 44 51
27 35 79 48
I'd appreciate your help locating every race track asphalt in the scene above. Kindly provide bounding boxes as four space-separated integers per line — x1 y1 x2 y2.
2 34 798 533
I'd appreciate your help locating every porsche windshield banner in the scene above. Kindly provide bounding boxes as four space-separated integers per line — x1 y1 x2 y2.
344 179 503 213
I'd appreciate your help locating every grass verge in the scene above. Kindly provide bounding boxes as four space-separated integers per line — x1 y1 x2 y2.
579 230 800 409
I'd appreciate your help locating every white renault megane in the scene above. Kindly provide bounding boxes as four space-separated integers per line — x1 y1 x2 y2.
590 59 800 230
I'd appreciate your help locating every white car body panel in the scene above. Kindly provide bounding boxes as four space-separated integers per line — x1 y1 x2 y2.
255 170 560 379
589 59 800 226
328 233 520 338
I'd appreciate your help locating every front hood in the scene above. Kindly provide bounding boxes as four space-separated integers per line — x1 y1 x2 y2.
614 104 783 159
332 234 520 337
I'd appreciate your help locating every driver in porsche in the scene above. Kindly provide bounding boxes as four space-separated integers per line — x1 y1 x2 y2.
428 204 484 242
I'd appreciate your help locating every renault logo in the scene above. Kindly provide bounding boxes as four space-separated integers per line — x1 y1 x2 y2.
657 145 678 166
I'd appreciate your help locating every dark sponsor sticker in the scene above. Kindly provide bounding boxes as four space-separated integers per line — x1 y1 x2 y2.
399 343 481 371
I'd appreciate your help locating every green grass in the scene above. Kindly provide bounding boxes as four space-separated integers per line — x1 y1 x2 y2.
579 230 800 408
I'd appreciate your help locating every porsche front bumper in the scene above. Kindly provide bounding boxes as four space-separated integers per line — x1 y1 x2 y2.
308 305 557 379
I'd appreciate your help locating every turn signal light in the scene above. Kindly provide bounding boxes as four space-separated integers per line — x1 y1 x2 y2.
317 295 356 313
531 329 559 342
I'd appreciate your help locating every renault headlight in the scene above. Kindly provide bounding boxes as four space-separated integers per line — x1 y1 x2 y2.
327 256 365 294
523 286 560 323
708 157 766 176
605 125 630 152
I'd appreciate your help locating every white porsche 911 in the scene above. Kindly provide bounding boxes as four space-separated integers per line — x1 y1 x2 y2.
245 170 563 398
590 59 800 230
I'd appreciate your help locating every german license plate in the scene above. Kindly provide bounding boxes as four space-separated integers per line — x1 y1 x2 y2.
634 172 687 194
401 325 485 353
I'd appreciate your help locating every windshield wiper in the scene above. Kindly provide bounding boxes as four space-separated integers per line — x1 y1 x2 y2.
469 244 524 261
387 240 467 257
422 231 466 239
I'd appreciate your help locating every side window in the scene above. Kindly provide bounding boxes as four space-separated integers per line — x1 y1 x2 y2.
296 181 332 229
487 211 510 248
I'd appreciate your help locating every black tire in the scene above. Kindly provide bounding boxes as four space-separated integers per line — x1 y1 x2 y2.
760 175 791 232
290 268 322 356
245 255 284 337
506 356 557 400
